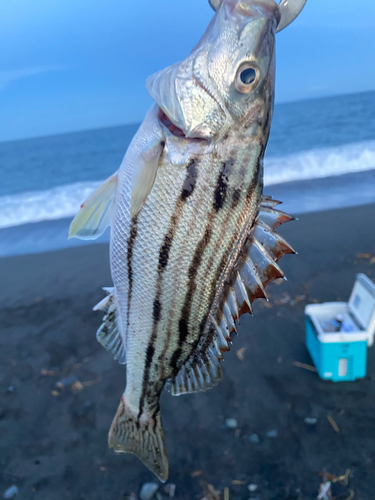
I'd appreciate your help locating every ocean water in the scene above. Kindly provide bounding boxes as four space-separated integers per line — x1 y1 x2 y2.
1 91 375 256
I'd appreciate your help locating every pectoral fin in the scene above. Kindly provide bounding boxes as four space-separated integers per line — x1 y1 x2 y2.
131 141 164 217
69 171 118 240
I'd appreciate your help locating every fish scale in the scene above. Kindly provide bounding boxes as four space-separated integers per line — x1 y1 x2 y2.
69 0 307 482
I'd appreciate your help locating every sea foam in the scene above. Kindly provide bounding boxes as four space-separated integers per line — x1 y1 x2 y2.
0 182 101 229
1 140 374 229
264 140 375 186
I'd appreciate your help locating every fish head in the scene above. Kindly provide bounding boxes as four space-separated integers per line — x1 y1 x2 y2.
146 0 282 142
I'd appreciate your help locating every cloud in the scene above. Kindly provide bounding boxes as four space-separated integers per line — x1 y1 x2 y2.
0 65 67 91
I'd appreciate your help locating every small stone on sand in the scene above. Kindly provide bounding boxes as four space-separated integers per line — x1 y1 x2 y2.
3 486 18 499
225 418 238 429
140 483 159 500
266 429 278 438
304 417 317 425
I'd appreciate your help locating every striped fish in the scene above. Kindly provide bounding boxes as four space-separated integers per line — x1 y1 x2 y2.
70 0 307 482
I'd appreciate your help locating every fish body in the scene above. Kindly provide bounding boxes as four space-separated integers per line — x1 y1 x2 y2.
70 0 306 482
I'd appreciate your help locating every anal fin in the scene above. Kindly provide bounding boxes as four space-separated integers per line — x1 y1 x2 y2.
170 343 223 396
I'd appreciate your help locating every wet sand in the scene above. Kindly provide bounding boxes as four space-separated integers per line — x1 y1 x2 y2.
1 203 375 500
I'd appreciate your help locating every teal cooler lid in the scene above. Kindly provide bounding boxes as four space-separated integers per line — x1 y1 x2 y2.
348 274 375 331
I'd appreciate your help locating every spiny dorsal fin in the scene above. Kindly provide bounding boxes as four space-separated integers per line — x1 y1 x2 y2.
93 288 126 364
170 196 295 396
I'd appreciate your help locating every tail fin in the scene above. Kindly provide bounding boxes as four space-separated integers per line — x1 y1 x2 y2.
108 398 169 482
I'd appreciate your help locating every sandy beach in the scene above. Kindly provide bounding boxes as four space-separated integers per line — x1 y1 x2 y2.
1 203 375 500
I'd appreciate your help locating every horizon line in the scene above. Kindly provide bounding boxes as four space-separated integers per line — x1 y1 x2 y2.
1 88 374 145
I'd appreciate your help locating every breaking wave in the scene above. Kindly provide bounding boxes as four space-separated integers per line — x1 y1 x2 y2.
0 181 101 229
1 140 375 229
264 140 375 186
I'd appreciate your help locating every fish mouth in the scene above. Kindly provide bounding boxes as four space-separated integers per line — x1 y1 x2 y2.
158 108 210 144
158 108 187 139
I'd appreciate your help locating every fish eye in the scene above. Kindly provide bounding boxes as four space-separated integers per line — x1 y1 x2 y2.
235 63 260 94
240 68 256 85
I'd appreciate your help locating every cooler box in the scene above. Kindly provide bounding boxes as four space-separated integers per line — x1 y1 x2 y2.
305 274 375 382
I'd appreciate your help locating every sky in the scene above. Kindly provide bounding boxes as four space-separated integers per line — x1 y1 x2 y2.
0 0 374 142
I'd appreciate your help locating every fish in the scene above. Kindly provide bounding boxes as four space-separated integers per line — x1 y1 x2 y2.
69 0 307 482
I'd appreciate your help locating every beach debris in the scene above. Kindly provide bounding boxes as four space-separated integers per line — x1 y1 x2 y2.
266 429 278 438
71 356 92 370
191 470 203 477
294 294 306 303
82 378 100 387
277 293 291 306
3 486 18 499
293 361 317 372
41 368 59 377
51 390 59 397
327 414 340 433
56 375 78 389
247 484 257 492
304 417 318 425
356 253 372 259
163 484 176 498
317 469 354 500
317 481 332 500
224 418 238 429
139 483 159 500
200 482 222 500
317 469 351 486
224 487 230 500
6 386 15 393
355 253 375 265
236 347 246 362
71 380 84 393
249 433 260 443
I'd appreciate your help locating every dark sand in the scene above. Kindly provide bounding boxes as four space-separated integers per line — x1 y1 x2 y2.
1 203 375 500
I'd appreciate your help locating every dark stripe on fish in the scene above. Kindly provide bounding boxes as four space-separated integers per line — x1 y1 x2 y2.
158 160 197 271
169 161 231 372
213 150 262 322
192 155 244 319
126 216 138 329
213 162 229 211
174 152 263 375
138 160 199 415
170 222 213 370
181 159 197 201
153 299 162 322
